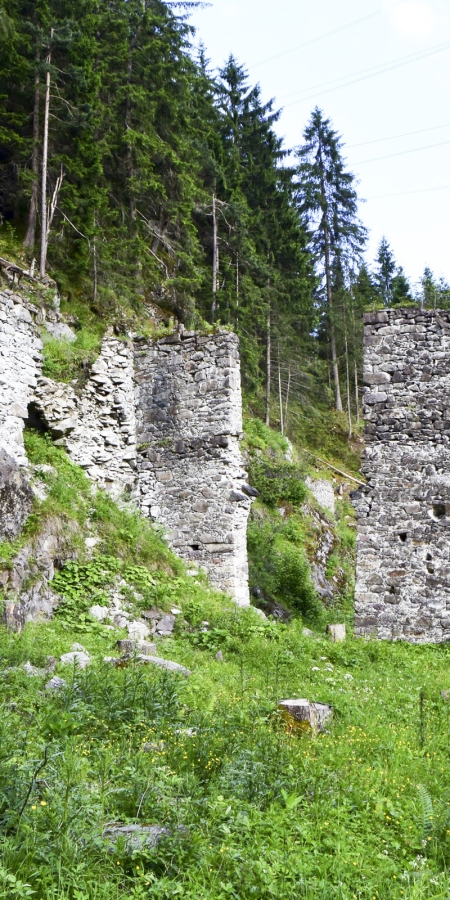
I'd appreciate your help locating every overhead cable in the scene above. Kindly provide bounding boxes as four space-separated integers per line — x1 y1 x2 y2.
249 0 409 69
280 40 450 108
352 137 450 165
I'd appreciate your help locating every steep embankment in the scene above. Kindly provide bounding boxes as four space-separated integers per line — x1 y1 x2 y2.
0 414 450 898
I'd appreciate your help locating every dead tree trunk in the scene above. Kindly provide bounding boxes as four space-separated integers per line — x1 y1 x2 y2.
265 303 271 427
324 221 343 412
211 194 218 323
39 36 52 278
284 366 291 432
278 346 284 435
23 45 40 251
345 333 352 438
354 361 360 425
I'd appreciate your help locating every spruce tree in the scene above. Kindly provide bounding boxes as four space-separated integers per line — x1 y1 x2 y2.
296 107 366 412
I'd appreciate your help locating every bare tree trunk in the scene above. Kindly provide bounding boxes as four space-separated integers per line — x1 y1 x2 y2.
125 50 137 222
23 45 40 251
265 303 271 427
211 194 218 323
278 346 284 435
324 221 343 412
39 36 52 278
284 365 291 432
345 333 352 438
354 361 360 425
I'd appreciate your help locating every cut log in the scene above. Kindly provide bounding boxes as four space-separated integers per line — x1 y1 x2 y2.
278 699 333 734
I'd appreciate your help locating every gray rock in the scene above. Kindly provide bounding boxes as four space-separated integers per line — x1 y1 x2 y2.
306 477 336 515
45 322 77 342
90 605 110 621
0 449 34 541
103 824 170 853
23 661 47 677
215 650 224 662
116 639 158 656
45 676 67 692
127 621 150 641
155 614 176 636
138 655 191 676
278 699 333 734
60 651 90 669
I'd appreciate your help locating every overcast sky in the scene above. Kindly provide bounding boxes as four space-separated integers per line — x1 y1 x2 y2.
188 0 450 289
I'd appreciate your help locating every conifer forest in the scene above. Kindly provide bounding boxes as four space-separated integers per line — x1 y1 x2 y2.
1 2 450 899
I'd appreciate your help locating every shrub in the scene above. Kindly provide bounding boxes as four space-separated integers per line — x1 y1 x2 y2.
248 458 307 508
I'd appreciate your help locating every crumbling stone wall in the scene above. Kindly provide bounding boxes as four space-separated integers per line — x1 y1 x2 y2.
135 330 251 606
354 308 450 643
0 288 251 604
0 290 42 466
33 339 137 495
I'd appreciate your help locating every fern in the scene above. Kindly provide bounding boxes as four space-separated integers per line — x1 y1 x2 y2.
418 784 434 839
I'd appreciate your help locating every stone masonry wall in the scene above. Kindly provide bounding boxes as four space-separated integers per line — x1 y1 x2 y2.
0 288 251 604
33 339 137 495
135 330 251 606
0 290 42 466
354 308 450 643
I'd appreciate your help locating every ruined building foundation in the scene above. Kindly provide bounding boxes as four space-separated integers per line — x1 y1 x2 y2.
0 289 251 605
354 308 450 643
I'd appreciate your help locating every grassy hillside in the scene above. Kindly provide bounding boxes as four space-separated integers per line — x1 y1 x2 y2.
1 434 450 900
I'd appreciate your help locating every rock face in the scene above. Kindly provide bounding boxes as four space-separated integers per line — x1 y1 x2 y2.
306 477 336 515
354 308 450 643
135 331 252 605
0 289 252 605
0 449 33 540
2 516 78 630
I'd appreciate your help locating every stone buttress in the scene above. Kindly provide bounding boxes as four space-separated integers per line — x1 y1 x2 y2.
134 330 251 606
354 308 450 643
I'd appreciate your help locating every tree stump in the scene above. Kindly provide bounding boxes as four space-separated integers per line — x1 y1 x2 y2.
327 624 346 642
278 699 333 735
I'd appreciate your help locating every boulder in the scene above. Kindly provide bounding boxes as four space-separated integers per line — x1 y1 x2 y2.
103 824 170 854
44 321 76 342
116 639 158 656
60 650 90 669
0 449 34 541
278 699 333 734
155 614 176 636
138 655 191 676
127 621 150 641
327 624 346 643
306 477 336 515
45 676 67 692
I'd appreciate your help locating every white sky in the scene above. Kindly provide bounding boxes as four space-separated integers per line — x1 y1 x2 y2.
189 0 450 289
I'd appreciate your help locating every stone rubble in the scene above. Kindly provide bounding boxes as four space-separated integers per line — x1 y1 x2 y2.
354 308 450 643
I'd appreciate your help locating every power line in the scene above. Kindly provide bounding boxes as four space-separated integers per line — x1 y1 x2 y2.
280 40 450 108
249 0 409 69
346 122 450 149
352 137 450 165
366 184 450 200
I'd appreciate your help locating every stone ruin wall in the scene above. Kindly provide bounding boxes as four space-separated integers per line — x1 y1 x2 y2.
135 331 251 606
0 288 251 605
354 308 450 643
